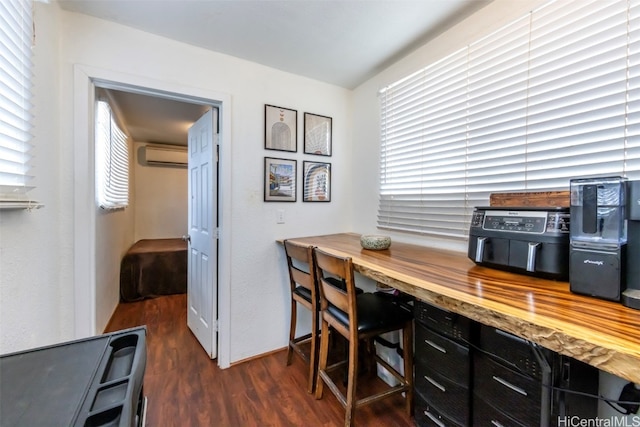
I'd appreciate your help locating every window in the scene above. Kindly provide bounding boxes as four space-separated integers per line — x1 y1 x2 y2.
0 0 34 205
378 0 640 239
95 100 129 210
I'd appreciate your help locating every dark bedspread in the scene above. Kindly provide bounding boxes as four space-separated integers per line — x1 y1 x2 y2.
120 238 187 302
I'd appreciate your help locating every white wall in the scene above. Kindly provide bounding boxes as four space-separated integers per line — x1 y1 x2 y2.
0 1 353 366
90 90 136 334
133 142 188 241
0 1 74 351
95 194 135 331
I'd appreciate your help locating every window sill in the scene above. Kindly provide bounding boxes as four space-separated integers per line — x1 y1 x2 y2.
0 200 44 210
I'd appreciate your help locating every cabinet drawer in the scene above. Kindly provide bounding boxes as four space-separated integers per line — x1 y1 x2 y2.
415 365 471 426
473 352 543 426
414 300 472 342
477 324 553 380
415 323 471 386
473 395 529 427
415 392 465 427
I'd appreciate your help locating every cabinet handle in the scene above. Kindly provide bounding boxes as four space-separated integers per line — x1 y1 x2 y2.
425 410 445 427
425 339 447 354
425 375 446 392
492 375 528 396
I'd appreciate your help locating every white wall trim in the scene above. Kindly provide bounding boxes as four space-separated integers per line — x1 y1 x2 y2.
72 64 233 368
73 64 97 339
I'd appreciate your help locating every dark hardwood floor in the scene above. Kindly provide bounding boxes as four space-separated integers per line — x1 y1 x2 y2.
106 294 416 427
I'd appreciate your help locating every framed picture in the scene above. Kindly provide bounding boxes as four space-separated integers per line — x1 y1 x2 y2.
265 157 297 202
265 104 297 152
304 113 332 156
303 161 331 202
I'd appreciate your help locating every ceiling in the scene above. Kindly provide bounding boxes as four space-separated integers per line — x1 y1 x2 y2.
102 88 211 146
58 0 492 145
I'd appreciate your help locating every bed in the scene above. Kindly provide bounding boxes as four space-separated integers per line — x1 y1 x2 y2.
120 238 187 302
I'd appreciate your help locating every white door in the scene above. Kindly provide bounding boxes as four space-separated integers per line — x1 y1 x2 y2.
187 108 218 358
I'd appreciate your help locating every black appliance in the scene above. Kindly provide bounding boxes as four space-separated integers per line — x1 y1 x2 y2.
473 326 555 427
413 300 600 427
623 180 640 309
569 176 627 301
473 325 599 426
0 326 147 427
413 300 474 427
467 206 570 280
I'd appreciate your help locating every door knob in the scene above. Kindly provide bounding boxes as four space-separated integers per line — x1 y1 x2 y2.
182 235 191 243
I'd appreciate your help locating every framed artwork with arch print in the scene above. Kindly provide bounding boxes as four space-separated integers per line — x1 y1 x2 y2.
265 104 297 152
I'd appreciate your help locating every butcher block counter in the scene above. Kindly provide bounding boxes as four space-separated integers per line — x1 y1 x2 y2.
282 233 640 384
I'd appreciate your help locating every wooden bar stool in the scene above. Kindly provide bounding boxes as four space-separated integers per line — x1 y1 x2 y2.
283 240 320 394
313 247 414 427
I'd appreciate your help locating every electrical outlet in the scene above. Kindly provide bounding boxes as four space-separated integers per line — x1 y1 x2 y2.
618 382 640 414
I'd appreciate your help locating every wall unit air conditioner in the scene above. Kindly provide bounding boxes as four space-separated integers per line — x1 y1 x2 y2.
144 144 188 167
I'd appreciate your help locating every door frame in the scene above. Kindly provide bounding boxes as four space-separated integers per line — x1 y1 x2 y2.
72 64 232 368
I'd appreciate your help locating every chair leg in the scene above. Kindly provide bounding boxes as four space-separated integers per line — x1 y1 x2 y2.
343 339 349 386
366 338 376 377
402 321 414 415
344 334 359 427
315 318 331 400
286 299 296 366
307 306 319 394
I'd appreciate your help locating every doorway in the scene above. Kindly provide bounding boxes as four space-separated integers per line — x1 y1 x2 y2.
72 65 232 368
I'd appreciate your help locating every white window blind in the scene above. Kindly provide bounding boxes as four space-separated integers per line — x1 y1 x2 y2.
379 0 640 239
0 0 34 202
96 100 129 210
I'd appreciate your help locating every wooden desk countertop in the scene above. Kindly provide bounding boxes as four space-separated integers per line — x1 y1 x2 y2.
283 233 640 384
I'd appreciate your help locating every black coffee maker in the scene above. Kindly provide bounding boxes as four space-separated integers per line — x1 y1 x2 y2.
623 180 640 309
569 176 627 301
